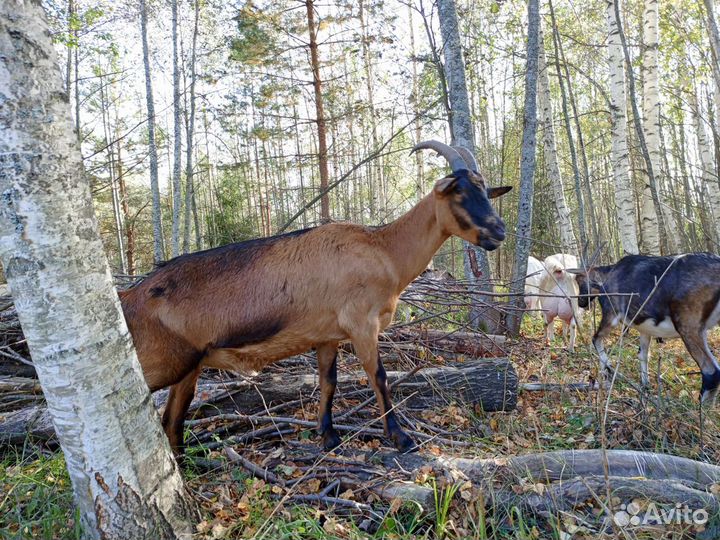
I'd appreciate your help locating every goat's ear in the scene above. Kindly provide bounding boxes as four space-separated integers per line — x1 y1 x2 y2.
487 185 512 199
565 268 586 275
434 175 458 195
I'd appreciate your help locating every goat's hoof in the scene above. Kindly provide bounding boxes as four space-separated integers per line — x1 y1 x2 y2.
392 431 418 453
321 429 342 451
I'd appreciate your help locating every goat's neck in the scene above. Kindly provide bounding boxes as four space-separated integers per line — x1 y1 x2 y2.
376 193 449 290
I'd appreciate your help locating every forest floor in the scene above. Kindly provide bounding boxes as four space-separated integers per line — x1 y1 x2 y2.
1 316 720 540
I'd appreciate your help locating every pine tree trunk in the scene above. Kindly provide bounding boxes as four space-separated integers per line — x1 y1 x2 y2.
140 0 164 263
537 35 578 254
606 0 640 255
358 0 385 216
507 0 540 336
305 0 330 221
0 3 197 537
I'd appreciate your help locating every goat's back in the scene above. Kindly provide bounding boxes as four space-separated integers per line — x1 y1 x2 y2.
597 253 720 326
120 224 401 383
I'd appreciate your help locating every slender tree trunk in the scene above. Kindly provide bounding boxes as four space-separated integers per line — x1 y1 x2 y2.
358 0 385 215
641 0 680 253
305 0 330 221
0 3 197 537
606 0 640 255
537 30 578 254
170 0 182 257
73 6 80 145
612 0 665 254
183 0 200 253
140 0 164 263
65 0 74 99
507 0 540 336
99 73 127 274
703 0 720 109
549 4 600 249
691 89 720 244
409 4 425 202
436 0 494 329
116 143 135 275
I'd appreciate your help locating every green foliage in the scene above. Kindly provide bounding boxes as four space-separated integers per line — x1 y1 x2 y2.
229 1 278 66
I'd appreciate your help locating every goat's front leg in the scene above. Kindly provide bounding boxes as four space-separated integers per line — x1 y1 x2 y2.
592 320 614 379
638 333 651 388
316 342 341 450
352 332 417 453
544 315 555 345
568 318 576 354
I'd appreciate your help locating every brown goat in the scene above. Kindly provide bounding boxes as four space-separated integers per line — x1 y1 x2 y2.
119 141 511 454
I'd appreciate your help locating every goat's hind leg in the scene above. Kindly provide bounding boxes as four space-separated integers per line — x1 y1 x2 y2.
162 365 202 455
638 333 651 388
316 342 341 450
677 328 720 404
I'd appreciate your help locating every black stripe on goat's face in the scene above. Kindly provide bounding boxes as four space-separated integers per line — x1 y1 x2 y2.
434 169 511 251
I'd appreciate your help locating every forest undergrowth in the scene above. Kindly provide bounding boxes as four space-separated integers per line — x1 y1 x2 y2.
2 316 720 540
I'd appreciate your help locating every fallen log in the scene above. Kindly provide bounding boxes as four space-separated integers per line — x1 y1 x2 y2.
504 475 720 516
373 448 720 490
0 358 516 445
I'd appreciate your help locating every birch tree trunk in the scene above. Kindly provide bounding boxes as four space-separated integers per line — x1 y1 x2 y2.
703 0 720 107
183 0 200 253
537 34 578 254
140 0 164 263
507 0 541 336
0 2 197 538
436 0 494 329
606 0 640 255
642 0 681 253
691 90 720 244
171 0 182 257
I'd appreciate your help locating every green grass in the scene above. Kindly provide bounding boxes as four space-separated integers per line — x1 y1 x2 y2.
0 448 79 540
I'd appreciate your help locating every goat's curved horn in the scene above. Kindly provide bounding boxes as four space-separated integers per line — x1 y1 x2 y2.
452 146 479 173
411 140 467 172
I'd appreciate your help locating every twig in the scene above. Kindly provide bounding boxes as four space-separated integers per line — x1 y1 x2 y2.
224 447 286 486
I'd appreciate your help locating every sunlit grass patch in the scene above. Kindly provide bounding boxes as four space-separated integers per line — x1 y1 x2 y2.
0 448 79 540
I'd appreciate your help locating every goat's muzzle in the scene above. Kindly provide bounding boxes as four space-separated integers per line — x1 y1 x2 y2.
477 217 506 250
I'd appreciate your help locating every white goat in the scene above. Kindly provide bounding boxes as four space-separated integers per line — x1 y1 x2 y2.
524 256 545 316
539 253 581 352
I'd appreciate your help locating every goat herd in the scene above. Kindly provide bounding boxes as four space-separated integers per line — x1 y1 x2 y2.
118 139 720 454
526 252 720 404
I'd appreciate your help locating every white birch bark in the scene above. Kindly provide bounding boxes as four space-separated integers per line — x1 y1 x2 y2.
171 0 182 257
0 2 196 538
641 0 679 254
607 0 640 255
436 0 493 313
538 36 578 254
691 91 720 243
507 0 541 336
703 0 720 107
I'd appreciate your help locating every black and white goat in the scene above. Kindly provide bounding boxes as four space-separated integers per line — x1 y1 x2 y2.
570 253 720 402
